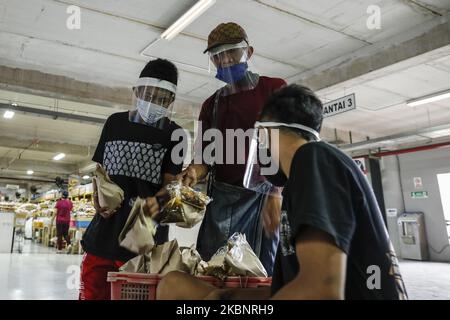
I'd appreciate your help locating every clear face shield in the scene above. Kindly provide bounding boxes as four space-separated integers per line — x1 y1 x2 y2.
243 121 321 196
208 41 259 97
129 77 177 129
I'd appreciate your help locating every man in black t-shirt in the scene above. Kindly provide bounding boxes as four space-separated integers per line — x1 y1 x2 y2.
156 84 407 300
79 59 186 300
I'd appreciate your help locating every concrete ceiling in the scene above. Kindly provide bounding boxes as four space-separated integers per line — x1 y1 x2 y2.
0 0 450 186
318 45 450 139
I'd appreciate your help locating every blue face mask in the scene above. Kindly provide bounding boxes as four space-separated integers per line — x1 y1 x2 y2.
216 62 248 84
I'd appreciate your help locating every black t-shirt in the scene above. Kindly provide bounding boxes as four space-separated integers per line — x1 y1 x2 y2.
82 112 186 261
271 141 408 300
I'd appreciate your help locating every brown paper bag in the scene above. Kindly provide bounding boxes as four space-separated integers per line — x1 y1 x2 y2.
119 241 200 275
94 165 124 212
149 239 184 275
119 198 155 255
119 254 151 273
181 245 202 275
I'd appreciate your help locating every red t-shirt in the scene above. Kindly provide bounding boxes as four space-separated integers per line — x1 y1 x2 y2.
198 76 286 187
55 199 73 223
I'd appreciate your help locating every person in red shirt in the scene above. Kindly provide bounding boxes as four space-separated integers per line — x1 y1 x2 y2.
55 190 73 253
178 22 286 275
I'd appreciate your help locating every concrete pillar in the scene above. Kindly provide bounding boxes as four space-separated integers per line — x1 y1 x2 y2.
380 155 405 257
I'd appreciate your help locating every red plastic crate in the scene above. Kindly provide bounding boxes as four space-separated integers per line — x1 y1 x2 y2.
108 273 161 300
222 276 272 288
107 272 272 300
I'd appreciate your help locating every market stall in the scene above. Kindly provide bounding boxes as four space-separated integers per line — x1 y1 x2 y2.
0 183 96 254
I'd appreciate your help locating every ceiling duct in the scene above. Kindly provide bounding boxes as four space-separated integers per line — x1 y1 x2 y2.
338 123 450 153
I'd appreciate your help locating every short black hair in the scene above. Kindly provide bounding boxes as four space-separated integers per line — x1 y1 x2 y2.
260 84 323 141
62 190 69 199
139 58 178 86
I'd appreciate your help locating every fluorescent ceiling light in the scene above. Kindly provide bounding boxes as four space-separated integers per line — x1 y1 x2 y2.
53 153 66 161
160 0 215 41
82 175 90 180
27 170 34 175
3 110 15 119
407 90 450 107
421 128 450 139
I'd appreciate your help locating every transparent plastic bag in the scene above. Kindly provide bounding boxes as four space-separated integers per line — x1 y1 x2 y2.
200 233 267 278
155 181 212 228
226 233 267 277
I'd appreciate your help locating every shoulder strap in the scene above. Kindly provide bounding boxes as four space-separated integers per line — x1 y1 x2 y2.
211 89 221 129
206 90 221 196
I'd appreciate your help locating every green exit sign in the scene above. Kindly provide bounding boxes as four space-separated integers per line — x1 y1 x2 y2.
411 191 428 199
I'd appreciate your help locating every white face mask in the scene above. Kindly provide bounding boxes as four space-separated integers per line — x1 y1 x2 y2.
135 98 168 124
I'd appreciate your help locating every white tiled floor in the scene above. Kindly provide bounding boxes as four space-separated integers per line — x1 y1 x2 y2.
399 259 450 300
0 240 82 300
0 240 449 300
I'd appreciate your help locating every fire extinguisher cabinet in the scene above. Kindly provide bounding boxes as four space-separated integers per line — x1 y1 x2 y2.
397 212 429 260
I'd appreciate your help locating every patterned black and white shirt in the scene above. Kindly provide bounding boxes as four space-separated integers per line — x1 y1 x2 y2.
82 112 187 261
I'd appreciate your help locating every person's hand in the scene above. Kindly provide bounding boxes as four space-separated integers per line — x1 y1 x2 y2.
176 164 208 187
93 194 118 219
144 197 160 218
93 195 117 219
97 207 117 219
144 188 169 218
262 195 282 236
93 193 120 218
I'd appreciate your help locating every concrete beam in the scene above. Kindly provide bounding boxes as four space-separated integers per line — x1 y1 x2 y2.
0 158 76 175
0 136 93 156
289 16 450 91
0 64 204 114
0 176 55 186
0 64 132 109
0 172 58 183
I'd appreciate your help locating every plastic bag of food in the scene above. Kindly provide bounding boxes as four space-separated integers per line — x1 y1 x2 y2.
226 233 267 277
155 181 211 228
201 246 229 280
201 233 268 278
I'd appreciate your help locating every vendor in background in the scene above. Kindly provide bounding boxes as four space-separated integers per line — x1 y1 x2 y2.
79 59 187 300
55 190 73 254
177 22 286 275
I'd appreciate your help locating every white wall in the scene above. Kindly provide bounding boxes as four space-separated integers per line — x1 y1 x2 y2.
381 147 450 262
168 223 201 249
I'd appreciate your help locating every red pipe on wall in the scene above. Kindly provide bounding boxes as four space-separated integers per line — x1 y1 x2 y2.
355 141 450 158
